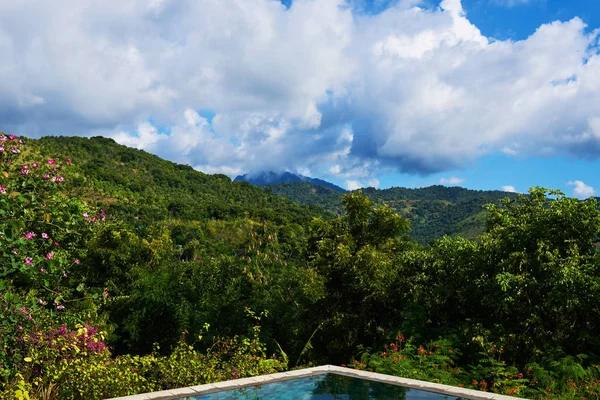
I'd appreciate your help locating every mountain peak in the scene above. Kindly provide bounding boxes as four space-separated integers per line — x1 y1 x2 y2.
234 171 346 192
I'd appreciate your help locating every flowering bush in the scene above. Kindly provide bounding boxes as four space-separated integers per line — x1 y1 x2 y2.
0 322 285 400
349 336 600 399
0 133 286 399
0 133 106 395
350 336 463 387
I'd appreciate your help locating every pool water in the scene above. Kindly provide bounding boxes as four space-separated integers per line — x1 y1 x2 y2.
192 373 465 399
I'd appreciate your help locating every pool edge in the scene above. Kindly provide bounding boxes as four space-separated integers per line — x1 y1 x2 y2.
104 364 525 400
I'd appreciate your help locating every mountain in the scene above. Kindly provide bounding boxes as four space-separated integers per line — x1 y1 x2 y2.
262 182 519 244
234 171 346 192
27 136 327 227
28 136 516 245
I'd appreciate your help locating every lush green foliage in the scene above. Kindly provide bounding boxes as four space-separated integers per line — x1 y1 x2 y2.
27 136 325 228
0 135 286 399
350 337 600 398
264 181 518 244
2 133 600 399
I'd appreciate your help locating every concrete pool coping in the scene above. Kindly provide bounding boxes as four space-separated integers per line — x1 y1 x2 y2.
106 364 524 400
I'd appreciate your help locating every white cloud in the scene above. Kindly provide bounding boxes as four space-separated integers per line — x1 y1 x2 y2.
567 180 596 199
439 176 465 185
367 178 380 188
344 177 380 190
0 0 599 180
329 164 342 175
297 167 312 176
345 180 363 190
501 146 518 156
502 185 517 193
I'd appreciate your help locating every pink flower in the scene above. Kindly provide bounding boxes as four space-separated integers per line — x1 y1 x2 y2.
8 135 16 140
24 232 35 240
18 138 23 144
66 158 72 163
41 233 49 239
0 186 5 194
43 174 50 180
0 135 5 141
53 242 59 247
47 159 55 164
103 289 110 298
18 326 23 331
24 257 33 265
20 167 29 176
37 299 47 306
74 259 80 264
55 176 64 182
11 147 20 154
45 252 54 260
56 305 65 311
32 162 40 168
0 146 4 153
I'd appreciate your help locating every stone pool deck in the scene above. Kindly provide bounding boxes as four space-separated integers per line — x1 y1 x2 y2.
106 364 525 400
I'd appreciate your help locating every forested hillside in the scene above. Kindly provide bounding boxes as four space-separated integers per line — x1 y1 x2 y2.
263 181 518 244
2 133 600 399
27 136 326 227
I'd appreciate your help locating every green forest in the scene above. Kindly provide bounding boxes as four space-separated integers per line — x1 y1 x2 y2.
261 181 519 244
2 134 600 399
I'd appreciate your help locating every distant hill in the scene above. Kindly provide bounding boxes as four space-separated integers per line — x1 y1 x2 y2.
262 182 519 244
234 171 346 192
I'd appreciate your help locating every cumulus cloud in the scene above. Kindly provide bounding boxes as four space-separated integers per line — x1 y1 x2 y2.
440 176 465 185
344 177 380 190
0 0 600 180
345 180 363 190
502 185 517 193
368 178 380 188
501 146 518 156
567 180 596 199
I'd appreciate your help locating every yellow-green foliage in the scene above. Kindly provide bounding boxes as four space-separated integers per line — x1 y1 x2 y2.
0 326 285 400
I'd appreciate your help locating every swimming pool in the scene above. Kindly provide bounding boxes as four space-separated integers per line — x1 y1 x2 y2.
192 373 463 399
107 365 521 400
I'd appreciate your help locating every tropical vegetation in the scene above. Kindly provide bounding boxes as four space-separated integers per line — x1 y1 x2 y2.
1 133 599 399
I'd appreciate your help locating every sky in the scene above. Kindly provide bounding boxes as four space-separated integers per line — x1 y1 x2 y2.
1 0 599 198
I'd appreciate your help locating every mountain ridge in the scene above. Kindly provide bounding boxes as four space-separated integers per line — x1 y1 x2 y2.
257 180 519 244
27 137 517 244
234 171 346 192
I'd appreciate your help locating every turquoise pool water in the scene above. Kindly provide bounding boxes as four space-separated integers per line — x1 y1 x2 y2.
192 374 465 399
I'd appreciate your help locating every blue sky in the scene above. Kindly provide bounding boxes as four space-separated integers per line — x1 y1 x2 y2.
1 0 599 198
327 0 600 196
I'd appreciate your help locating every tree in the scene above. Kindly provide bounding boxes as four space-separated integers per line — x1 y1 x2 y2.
415 188 600 364
479 188 600 361
307 191 412 362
